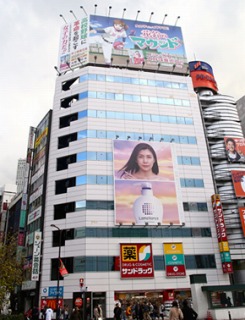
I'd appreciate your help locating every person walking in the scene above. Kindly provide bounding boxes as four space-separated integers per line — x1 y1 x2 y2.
181 300 198 320
32 306 39 320
169 301 183 320
70 307 81 320
114 303 122 320
46 307 53 320
94 305 101 320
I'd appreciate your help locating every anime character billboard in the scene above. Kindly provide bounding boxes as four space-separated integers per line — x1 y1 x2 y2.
113 140 182 226
58 15 187 72
89 14 187 71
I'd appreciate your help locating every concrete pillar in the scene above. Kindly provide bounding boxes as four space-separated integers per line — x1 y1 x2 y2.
190 274 209 319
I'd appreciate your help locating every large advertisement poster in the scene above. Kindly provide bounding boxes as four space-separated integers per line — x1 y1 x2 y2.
239 207 245 236
224 137 245 163
231 170 245 197
58 17 89 72
120 243 154 279
89 15 187 71
113 140 181 225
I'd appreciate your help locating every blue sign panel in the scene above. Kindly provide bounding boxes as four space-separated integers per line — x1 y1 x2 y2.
48 286 64 298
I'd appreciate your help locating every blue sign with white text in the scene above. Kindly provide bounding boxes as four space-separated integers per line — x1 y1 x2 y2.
48 286 64 297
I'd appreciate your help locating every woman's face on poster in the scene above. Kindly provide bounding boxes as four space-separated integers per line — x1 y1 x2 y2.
136 149 155 173
226 140 235 153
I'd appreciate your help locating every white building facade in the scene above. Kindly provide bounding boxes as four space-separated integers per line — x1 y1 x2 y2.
40 64 231 318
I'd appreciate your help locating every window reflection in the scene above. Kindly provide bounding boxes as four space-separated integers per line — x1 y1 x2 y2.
80 73 188 91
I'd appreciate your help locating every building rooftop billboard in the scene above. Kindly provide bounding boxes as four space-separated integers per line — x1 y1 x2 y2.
58 15 188 73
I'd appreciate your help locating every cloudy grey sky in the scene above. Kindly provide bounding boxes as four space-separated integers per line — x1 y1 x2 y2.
1 0 244 186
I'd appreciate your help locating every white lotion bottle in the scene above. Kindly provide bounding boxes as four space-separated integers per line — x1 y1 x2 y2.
133 182 163 225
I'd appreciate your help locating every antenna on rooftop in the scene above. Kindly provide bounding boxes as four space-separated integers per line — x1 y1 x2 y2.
135 10 140 21
174 16 180 26
80 6 88 16
162 14 168 24
94 4 97 15
54 66 61 76
59 14 67 24
108 6 112 17
122 8 126 18
70 10 78 20
149 12 154 22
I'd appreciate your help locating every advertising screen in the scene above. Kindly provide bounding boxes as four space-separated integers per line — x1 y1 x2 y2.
89 15 187 71
224 137 245 163
113 140 181 225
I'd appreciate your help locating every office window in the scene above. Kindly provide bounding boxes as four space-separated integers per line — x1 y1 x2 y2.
180 179 204 188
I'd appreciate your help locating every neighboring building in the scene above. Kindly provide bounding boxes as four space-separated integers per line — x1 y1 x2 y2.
16 159 26 194
21 111 52 311
38 14 239 320
189 62 245 284
236 95 245 137
0 184 17 243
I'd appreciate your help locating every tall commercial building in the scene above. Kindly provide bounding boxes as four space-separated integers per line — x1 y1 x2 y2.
38 14 238 320
21 112 52 309
189 62 245 285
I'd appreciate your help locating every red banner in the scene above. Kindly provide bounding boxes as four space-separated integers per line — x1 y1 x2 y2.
211 194 228 242
59 259 68 277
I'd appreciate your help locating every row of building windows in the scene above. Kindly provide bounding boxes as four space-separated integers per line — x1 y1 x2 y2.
52 227 212 246
79 73 188 90
177 156 201 165
76 176 204 187
55 175 204 194
58 130 197 149
77 109 194 125
57 152 201 171
51 254 216 279
78 91 190 107
183 202 208 211
54 201 208 220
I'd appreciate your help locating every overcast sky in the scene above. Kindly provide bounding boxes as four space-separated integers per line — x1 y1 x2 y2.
1 0 244 186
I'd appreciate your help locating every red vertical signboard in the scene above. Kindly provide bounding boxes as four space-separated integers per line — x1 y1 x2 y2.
211 194 233 274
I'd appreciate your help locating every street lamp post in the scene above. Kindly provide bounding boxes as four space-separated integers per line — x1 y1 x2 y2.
50 224 62 320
